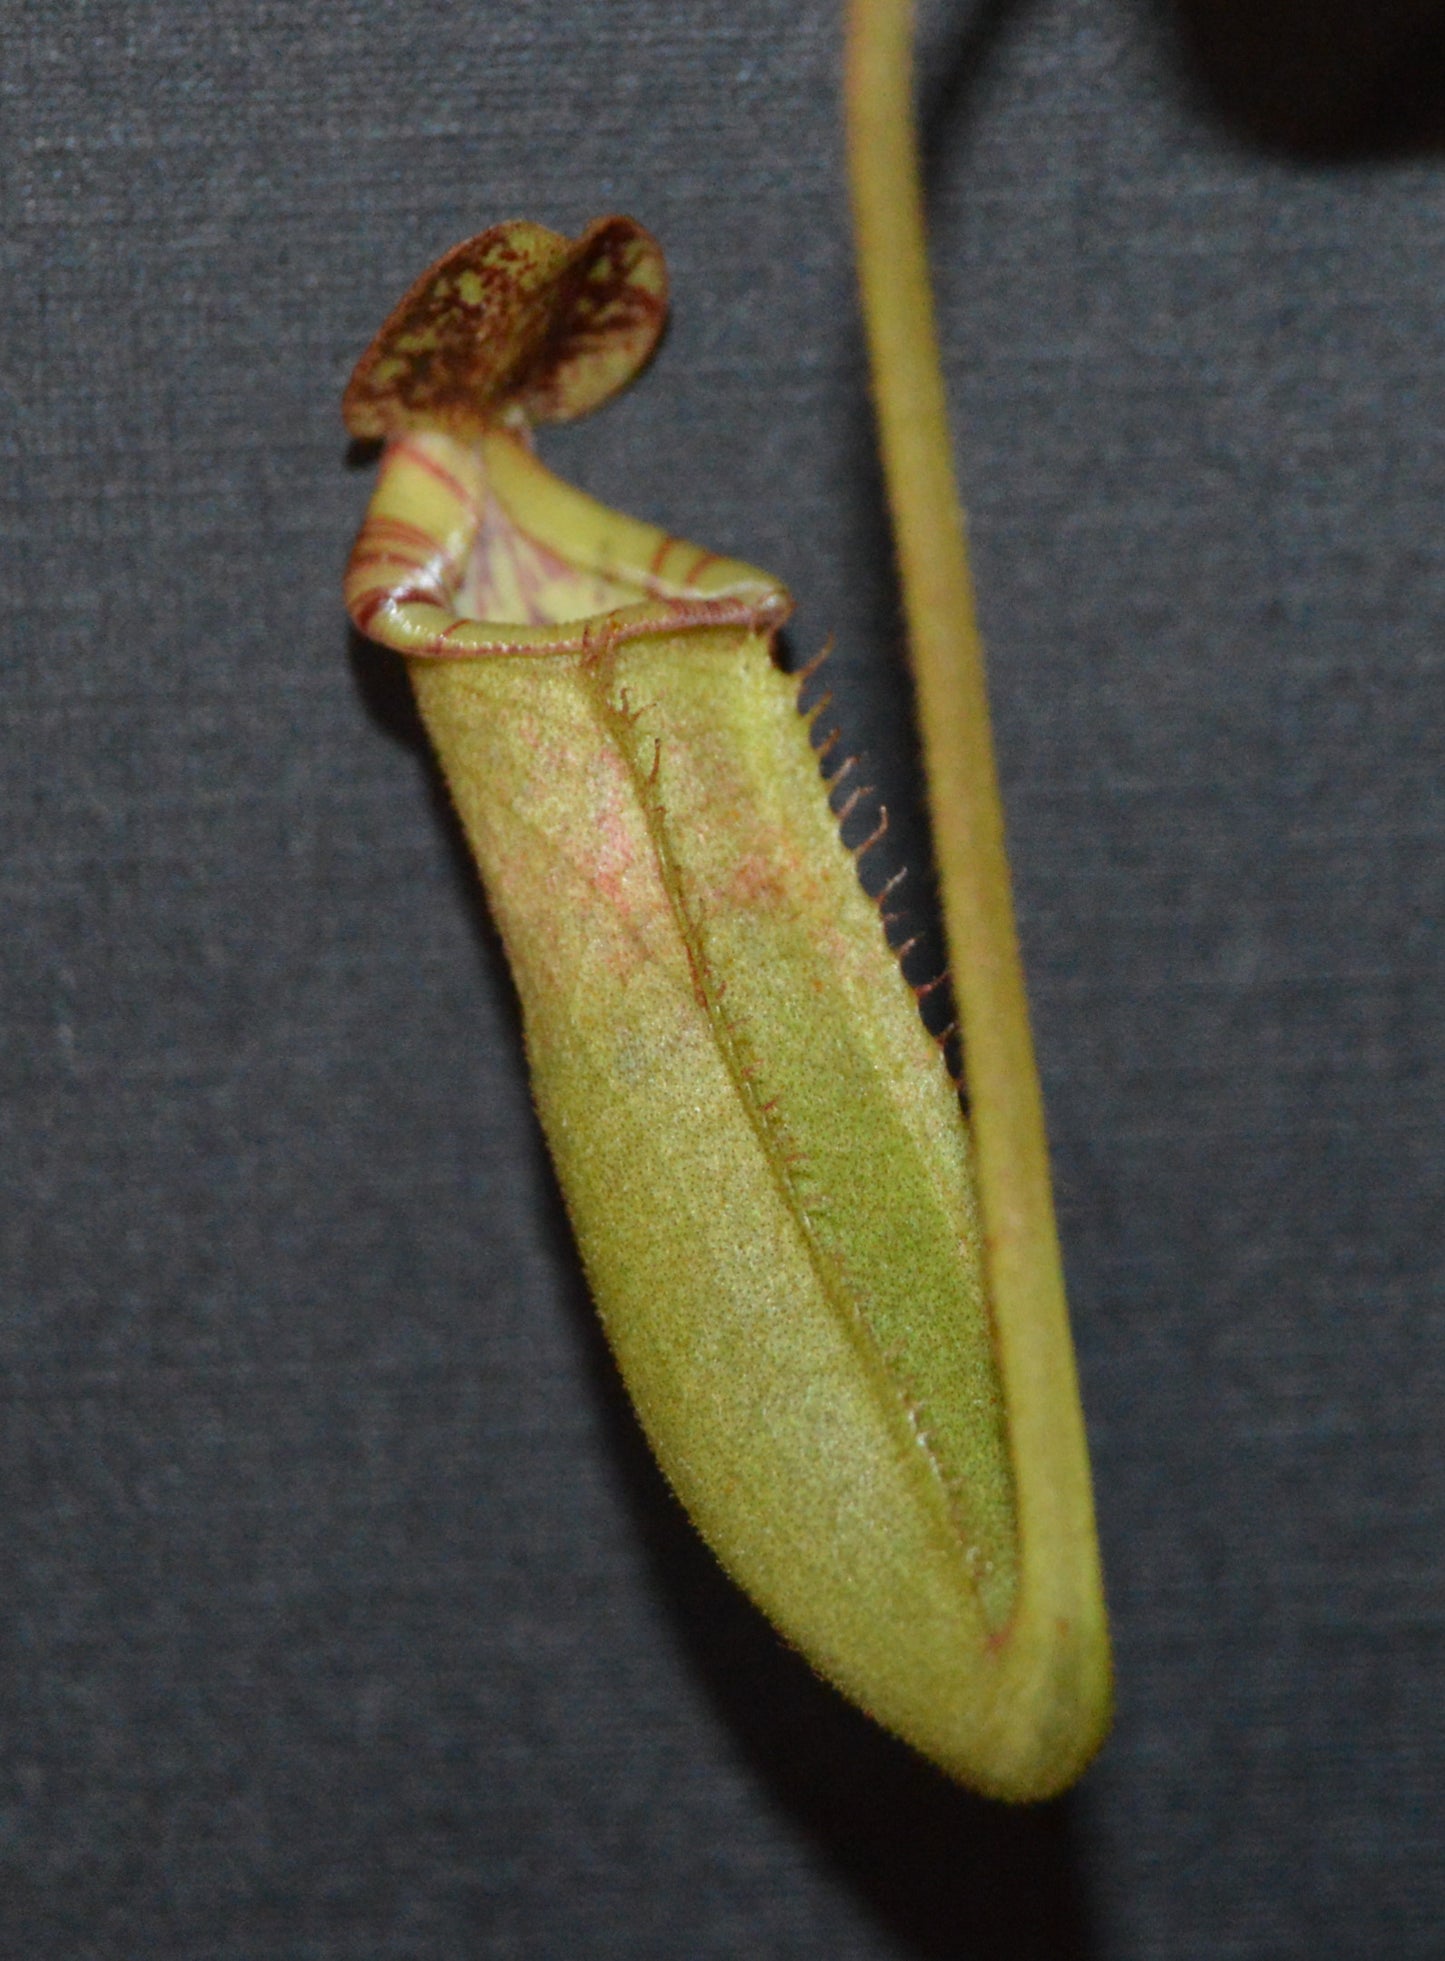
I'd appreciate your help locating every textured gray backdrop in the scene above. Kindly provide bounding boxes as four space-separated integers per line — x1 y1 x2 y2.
3 0 1442 1954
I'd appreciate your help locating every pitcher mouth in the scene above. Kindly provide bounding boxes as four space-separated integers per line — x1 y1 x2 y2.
342 216 791 664
345 425 791 663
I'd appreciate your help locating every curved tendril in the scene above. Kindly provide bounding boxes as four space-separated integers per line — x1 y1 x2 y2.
845 0 1112 1792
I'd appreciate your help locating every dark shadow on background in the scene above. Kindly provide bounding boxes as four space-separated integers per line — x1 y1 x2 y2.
918 0 1035 185
1165 0 1445 156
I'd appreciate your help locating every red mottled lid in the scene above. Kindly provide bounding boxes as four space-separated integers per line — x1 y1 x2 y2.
343 216 667 441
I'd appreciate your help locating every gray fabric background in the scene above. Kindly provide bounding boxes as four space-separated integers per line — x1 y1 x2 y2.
3 0 1442 1953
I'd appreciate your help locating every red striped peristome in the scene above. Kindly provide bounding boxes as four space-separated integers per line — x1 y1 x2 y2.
344 428 790 662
